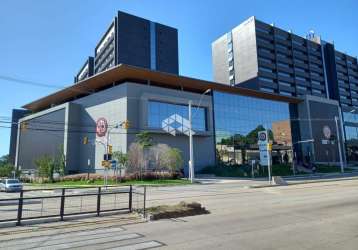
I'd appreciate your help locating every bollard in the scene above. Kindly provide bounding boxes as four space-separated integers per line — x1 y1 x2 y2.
60 188 65 221
16 190 24 226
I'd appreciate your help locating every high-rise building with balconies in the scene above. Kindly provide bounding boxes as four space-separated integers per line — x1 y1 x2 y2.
211 16 358 105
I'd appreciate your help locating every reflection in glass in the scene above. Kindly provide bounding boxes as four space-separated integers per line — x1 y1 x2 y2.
213 91 292 165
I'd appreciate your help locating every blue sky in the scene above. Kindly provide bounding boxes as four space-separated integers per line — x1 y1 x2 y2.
1 0 357 156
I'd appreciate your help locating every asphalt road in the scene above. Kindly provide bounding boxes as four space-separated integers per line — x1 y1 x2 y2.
1 179 358 249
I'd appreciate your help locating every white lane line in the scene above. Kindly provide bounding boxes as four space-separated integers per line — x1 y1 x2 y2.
108 241 164 250
31 233 142 250
1 226 125 248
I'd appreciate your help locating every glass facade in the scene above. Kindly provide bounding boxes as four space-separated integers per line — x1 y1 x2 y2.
213 91 292 165
343 111 358 162
148 100 206 132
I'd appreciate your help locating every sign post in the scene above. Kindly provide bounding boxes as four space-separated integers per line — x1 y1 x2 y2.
267 142 272 184
258 130 272 184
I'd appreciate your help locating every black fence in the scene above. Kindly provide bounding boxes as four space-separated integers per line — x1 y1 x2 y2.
0 185 147 226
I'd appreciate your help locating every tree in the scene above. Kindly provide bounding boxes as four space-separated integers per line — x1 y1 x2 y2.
135 131 154 174
34 155 55 182
54 144 65 176
135 131 153 148
127 143 145 175
0 154 10 167
112 151 128 181
0 164 14 177
165 148 184 172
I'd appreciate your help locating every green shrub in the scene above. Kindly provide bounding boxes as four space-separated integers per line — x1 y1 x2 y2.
34 155 55 182
0 164 14 177
199 164 295 177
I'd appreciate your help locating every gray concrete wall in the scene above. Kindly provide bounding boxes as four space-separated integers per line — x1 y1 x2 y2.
126 82 215 173
16 105 66 170
212 34 229 84
72 84 128 173
16 82 215 174
232 17 258 83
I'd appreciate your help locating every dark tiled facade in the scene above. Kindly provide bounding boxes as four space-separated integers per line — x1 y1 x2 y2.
74 11 179 83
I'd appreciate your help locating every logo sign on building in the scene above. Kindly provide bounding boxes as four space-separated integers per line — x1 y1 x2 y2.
258 130 269 166
322 125 334 145
96 117 108 137
161 114 194 136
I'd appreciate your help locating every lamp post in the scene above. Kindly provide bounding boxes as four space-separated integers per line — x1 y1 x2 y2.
334 116 344 173
188 89 211 183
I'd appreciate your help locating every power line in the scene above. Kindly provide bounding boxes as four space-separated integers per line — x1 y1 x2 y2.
0 75 66 89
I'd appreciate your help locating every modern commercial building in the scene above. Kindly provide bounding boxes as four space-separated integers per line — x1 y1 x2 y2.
15 64 306 173
14 63 348 175
74 11 179 83
212 16 358 163
11 15 357 175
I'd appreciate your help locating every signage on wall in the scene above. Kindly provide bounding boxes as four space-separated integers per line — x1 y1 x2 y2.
321 125 335 145
96 117 108 137
161 114 194 136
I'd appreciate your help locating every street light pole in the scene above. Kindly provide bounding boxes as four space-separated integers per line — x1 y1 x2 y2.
187 89 211 183
335 116 344 173
188 100 194 183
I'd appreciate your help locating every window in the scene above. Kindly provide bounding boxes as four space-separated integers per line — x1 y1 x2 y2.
259 48 273 54
148 101 207 132
259 66 273 74
297 85 307 91
295 76 306 81
277 53 288 59
311 72 321 77
259 57 273 64
213 91 292 164
276 44 288 50
280 91 293 96
278 72 291 78
311 80 322 86
260 87 275 93
295 67 306 73
259 77 274 83
256 27 271 34
279 81 291 87
312 89 322 94
277 62 290 68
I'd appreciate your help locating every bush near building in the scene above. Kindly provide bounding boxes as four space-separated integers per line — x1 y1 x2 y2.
28 132 185 184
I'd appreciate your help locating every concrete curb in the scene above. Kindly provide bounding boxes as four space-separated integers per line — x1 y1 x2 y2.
249 175 358 189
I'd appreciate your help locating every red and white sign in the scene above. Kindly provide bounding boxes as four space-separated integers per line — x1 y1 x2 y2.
96 118 108 137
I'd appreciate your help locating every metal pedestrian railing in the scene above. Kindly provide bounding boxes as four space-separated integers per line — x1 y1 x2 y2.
0 185 147 226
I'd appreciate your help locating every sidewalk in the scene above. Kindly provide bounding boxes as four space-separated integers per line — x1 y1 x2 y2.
196 171 358 188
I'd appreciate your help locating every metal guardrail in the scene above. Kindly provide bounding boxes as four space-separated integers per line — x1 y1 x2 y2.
0 185 147 226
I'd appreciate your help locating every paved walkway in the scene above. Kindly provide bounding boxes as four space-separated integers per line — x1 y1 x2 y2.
196 171 358 187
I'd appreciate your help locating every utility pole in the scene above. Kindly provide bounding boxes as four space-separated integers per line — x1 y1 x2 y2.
335 116 344 173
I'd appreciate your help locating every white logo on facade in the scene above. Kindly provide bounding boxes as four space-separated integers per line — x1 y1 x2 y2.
161 114 195 136
323 125 331 139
